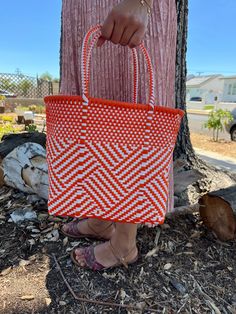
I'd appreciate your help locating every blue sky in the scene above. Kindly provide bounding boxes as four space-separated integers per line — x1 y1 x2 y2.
0 0 235 78
188 0 236 76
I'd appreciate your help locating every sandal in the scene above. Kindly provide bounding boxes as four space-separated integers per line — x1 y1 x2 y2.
70 240 138 271
60 218 114 241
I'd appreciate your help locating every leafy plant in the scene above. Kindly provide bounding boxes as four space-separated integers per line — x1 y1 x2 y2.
0 124 23 139
25 124 38 132
2 115 14 122
30 104 45 114
204 109 233 142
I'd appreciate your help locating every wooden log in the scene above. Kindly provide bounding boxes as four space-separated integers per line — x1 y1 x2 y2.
0 132 46 160
199 185 236 241
0 142 48 199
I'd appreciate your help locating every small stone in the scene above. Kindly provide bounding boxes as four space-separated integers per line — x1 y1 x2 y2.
227 267 233 271
170 278 186 294
59 301 67 306
164 263 172 270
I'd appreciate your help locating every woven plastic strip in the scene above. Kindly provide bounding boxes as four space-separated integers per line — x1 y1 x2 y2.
81 25 155 108
45 25 184 226
83 27 140 104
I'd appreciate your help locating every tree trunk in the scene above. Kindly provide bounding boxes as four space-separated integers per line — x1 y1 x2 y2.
174 0 195 162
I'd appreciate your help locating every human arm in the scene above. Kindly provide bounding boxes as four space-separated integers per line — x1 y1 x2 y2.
97 0 153 48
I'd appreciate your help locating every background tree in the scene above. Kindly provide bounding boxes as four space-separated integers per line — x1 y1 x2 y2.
40 72 53 81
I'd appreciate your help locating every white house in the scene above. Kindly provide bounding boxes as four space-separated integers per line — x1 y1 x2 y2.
186 75 224 103
220 76 236 102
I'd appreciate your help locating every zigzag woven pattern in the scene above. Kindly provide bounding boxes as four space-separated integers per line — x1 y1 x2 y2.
45 96 183 225
45 25 184 226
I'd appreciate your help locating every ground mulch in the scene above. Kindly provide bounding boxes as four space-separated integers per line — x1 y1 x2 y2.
0 186 236 314
190 133 236 159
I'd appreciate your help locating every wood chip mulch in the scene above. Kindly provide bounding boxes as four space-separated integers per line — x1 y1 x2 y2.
0 186 236 314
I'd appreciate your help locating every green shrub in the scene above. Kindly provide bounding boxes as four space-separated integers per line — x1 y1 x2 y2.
2 115 14 122
204 109 233 141
25 124 38 132
29 105 37 112
0 124 23 139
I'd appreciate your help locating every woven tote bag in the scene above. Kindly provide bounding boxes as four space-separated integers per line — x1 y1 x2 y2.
45 25 184 226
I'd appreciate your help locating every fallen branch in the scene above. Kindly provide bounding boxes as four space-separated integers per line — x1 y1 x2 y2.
52 254 159 313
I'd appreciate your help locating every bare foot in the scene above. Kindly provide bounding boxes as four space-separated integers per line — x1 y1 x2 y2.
74 240 138 269
62 219 115 240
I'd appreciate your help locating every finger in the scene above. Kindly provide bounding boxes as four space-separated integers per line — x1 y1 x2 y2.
97 36 106 47
110 21 125 45
101 15 115 41
128 27 145 48
120 26 137 46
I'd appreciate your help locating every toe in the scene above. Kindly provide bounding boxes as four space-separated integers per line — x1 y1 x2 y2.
75 248 83 256
74 249 86 266
75 249 85 262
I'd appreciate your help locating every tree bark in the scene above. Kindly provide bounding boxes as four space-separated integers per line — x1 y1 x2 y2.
174 0 195 162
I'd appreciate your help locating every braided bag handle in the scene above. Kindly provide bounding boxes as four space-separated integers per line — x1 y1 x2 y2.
84 28 140 104
81 25 155 108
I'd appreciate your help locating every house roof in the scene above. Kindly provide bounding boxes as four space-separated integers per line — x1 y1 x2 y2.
219 76 236 80
186 75 221 87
